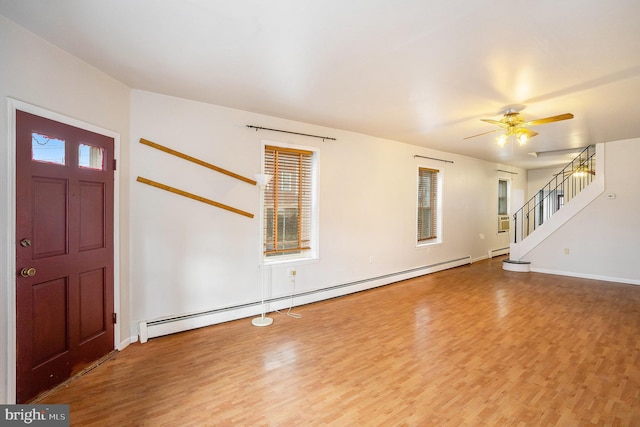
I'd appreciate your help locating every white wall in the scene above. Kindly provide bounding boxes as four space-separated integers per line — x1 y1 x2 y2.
130 90 526 336
524 138 640 283
527 166 563 202
0 16 131 403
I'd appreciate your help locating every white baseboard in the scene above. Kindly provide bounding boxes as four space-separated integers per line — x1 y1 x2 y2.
531 267 640 286
117 335 137 351
472 255 488 263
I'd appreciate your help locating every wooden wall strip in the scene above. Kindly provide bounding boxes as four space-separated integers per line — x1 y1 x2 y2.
140 138 257 186
136 176 254 218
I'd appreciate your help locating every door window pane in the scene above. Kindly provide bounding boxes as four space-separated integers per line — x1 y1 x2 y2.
32 132 65 165
79 143 105 170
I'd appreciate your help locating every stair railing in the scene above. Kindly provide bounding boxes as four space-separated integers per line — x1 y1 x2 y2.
513 145 596 243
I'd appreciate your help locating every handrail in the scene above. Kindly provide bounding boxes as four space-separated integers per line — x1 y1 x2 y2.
513 145 596 243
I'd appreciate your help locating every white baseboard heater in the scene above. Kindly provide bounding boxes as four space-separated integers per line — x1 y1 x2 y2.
488 247 510 258
138 255 472 343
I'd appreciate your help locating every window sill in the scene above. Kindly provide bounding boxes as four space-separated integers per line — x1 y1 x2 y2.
264 254 319 267
416 240 442 248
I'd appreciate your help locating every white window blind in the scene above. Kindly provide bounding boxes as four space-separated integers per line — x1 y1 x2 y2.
264 145 313 256
417 167 439 242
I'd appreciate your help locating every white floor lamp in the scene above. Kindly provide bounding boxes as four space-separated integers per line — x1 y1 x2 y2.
252 173 273 327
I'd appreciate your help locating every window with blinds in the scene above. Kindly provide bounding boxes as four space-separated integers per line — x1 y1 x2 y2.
263 145 313 257
417 167 439 242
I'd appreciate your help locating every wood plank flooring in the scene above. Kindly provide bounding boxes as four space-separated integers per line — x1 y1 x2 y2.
38 257 640 425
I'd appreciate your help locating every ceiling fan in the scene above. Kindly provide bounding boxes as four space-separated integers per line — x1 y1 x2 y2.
465 105 574 147
554 161 595 178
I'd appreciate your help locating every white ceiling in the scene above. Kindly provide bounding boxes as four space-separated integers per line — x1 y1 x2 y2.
2 0 640 169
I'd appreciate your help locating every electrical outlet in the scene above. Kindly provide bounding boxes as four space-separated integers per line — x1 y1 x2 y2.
564 248 570 255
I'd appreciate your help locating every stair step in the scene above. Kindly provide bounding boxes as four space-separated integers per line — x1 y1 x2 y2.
502 259 531 272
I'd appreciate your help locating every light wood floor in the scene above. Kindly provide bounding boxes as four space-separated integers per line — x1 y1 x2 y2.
39 257 640 426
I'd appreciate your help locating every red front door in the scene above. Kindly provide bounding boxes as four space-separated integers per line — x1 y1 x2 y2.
15 110 115 403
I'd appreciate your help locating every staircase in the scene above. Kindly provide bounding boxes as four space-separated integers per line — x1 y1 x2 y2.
504 144 602 272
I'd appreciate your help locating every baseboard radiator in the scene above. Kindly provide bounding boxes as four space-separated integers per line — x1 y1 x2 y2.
138 255 472 343
488 247 510 258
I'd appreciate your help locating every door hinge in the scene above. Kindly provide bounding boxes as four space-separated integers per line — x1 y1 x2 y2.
113 159 117 171
112 313 117 324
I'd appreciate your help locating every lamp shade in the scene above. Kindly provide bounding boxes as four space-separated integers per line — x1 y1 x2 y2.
255 173 273 186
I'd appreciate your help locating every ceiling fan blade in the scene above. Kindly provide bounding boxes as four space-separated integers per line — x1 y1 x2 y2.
524 113 574 127
463 128 501 139
554 165 595 177
481 118 509 128
554 169 578 177
519 128 538 138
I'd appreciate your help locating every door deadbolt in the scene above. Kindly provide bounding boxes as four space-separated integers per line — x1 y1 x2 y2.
20 267 36 278
20 239 32 247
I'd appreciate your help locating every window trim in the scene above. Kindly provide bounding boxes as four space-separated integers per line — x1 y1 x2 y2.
497 178 511 233
416 165 442 246
261 140 319 265
498 178 509 216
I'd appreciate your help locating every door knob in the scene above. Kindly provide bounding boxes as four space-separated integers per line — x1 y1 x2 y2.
20 239 32 247
20 267 36 278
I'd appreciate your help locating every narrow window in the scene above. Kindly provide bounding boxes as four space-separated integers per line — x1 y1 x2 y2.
417 167 439 242
498 179 510 232
498 179 508 215
263 145 315 259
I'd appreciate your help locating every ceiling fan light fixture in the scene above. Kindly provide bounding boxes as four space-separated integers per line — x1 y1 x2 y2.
517 131 528 146
466 108 574 149
574 165 588 177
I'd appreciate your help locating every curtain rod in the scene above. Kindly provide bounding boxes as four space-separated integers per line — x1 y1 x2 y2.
413 155 454 164
496 169 518 175
247 125 336 141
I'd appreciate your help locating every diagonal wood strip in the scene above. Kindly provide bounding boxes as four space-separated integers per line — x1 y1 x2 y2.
136 176 254 218
140 138 257 185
